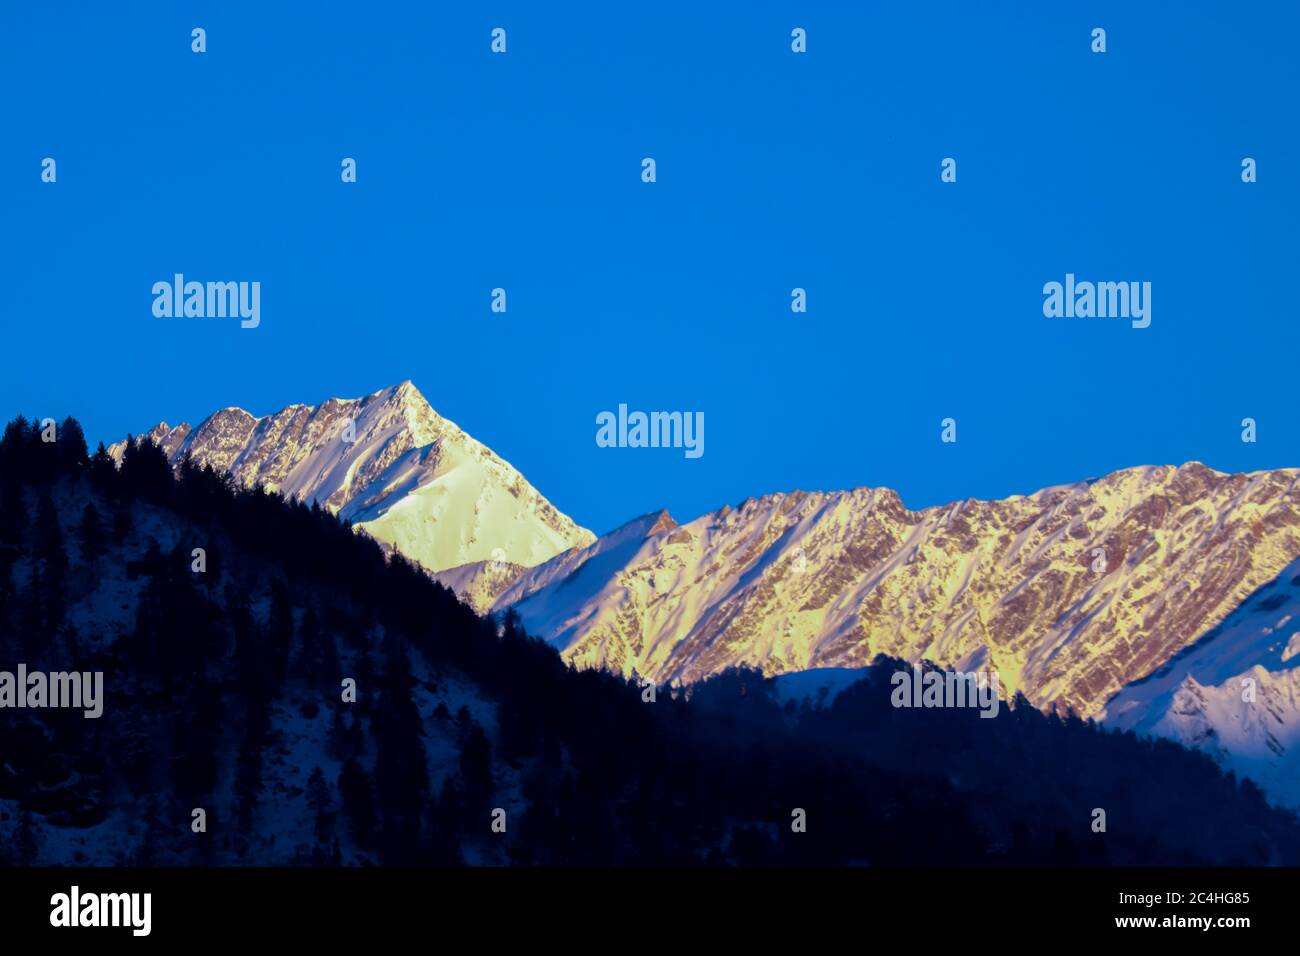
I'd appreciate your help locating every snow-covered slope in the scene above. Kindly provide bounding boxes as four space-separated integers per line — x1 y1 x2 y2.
491 463 1300 722
108 382 594 574
1103 555 1300 807
770 667 871 708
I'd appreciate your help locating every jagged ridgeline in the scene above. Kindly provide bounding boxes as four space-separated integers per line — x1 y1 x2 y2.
0 414 1297 866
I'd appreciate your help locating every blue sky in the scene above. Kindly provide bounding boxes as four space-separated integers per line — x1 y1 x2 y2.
2 2 1297 535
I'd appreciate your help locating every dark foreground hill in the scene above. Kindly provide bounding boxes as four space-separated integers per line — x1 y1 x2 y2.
0 414 1296 866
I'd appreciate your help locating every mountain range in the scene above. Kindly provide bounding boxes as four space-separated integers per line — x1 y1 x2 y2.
10 419 1293 867
112 382 1300 809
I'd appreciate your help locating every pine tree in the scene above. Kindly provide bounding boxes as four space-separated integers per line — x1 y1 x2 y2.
133 796 163 865
307 765 334 849
0 416 30 474
0 556 16 658
173 680 221 805
111 495 132 545
56 416 89 473
338 757 377 853
120 436 172 503
0 475 25 549
375 633 430 864
300 609 339 689
233 703 269 838
15 807 41 864
458 719 494 817
34 486 67 632
76 502 105 564
88 442 117 489
268 578 294 688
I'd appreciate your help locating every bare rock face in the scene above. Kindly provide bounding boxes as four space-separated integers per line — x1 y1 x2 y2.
496 463 1300 721
108 382 595 574
429 558 528 614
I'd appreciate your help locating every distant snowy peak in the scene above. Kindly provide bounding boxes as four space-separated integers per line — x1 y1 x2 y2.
1150 668 1300 809
108 381 595 574
1103 555 1300 807
429 558 528 614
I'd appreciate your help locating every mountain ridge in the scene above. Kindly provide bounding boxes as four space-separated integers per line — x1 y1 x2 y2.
107 381 595 574
485 461 1300 724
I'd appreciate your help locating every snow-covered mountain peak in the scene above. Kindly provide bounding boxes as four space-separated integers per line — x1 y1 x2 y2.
1101 552 1300 806
646 509 679 536
108 382 595 574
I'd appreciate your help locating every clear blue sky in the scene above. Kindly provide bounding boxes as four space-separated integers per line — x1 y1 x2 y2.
2 2 1297 535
